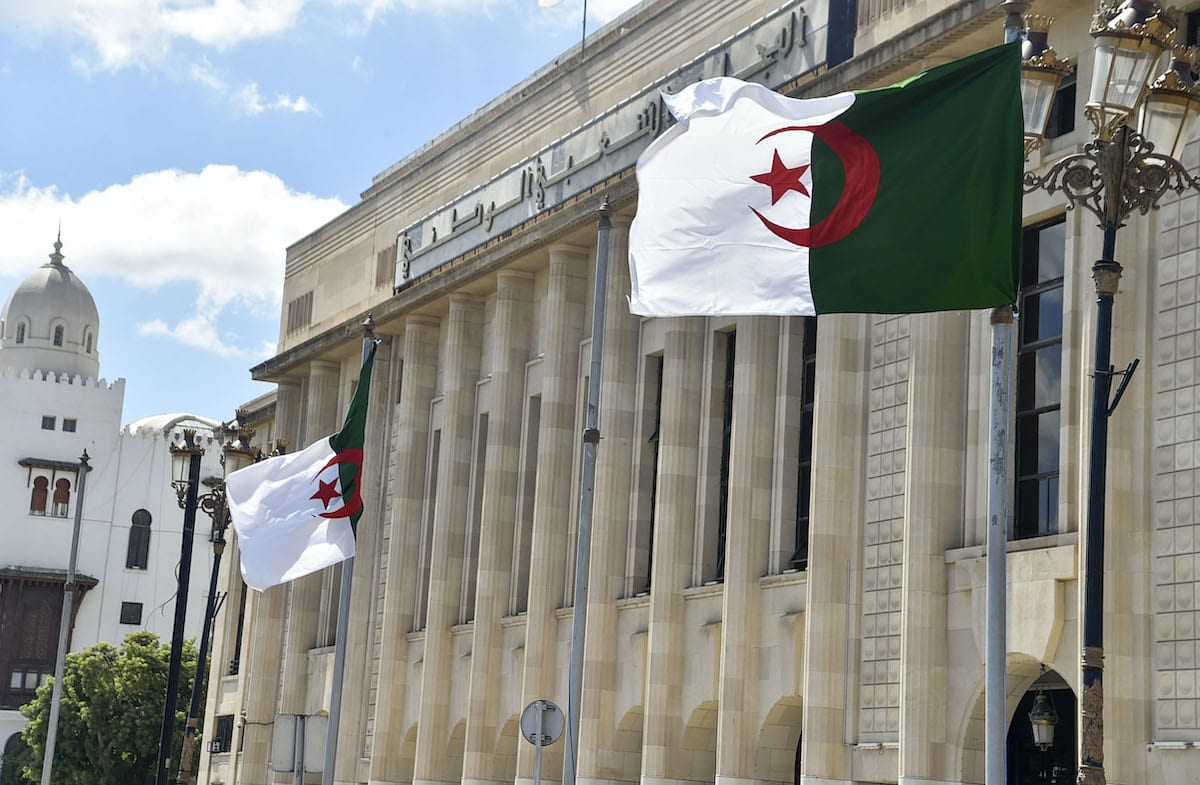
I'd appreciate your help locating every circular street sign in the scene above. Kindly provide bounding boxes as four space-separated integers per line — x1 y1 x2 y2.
520 699 564 746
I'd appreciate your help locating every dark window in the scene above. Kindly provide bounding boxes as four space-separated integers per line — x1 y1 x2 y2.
51 479 70 517
52 326 63 347
126 509 152 569
1188 9 1200 47
1044 72 1076 140
85 333 93 353
212 715 236 753
462 414 488 623
511 397 541 615
41 416 55 431
0 583 60 709
30 477 48 515
1014 217 1065 539
791 318 818 570
714 330 736 582
62 418 76 433
15 323 24 343
415 429 441 630
229 579 248 675
640 355 664 593
119 602 143 625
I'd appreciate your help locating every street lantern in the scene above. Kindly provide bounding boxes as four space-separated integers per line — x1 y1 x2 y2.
1086 0 1174 138
1020 15 1074 156
1141 48 1200 160
1028 689 1059 750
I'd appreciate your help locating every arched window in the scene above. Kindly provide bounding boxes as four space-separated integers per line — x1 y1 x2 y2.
126 509 152 569
30 477 48 515
52 478 70 517
53 325 64 347
85 332 93 353
15 323 25 344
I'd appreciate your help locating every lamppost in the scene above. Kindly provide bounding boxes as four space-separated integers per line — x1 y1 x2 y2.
1017 3 1200 784
174 416 261 785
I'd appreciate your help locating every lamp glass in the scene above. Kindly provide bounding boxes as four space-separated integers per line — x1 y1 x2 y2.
224 446 255 475
1089 34 1163 127
1141 90 1200 160
171 446 191 483
1021 68 1063 141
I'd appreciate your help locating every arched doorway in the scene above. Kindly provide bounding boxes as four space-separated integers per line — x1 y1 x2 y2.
1006 669 1075 785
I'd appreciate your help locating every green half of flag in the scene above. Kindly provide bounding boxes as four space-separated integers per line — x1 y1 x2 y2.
330 342 378 533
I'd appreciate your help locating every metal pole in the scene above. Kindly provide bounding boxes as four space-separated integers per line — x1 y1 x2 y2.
40 451 89 785
323 316 376 785
156 446 203 785
1078 224 1120 785
985 306 1013 785
534 701 544 785
580 0 588 59
176 500 229 784
563 198 612 785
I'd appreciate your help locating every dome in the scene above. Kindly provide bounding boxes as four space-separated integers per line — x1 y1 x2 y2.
0 235 100 379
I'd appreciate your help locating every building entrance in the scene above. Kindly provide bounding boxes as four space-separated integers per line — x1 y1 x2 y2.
1006 670 1076 785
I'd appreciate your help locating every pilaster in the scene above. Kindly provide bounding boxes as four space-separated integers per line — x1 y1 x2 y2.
517 242 588 784
414 294 484 785
715 316 780 780
370 316 441 783
464 271 534 784
897 311 968 783
642 317 707 782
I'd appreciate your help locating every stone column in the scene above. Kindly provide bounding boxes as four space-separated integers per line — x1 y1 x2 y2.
897 311 967 785
279 359 342 719
800 314 869 785
578 216 641 785
414 294 484 785
239 379 302 784
517 243 588 784
463 272 534 785
370 316 441 784
336 332 396 782
715 317 780 785
642 317 706 785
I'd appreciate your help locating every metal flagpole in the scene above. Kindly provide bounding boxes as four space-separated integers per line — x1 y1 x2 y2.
40 450 90 785
564 197 612 785
985 306 1013 785
323 314 376 785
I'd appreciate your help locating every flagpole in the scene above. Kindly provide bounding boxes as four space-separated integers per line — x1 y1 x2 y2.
323 314 376 785
40 451 90 785
985 305 1013 785
563 197 611 785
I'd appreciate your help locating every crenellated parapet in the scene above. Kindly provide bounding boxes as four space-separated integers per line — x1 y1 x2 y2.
0 365 124 391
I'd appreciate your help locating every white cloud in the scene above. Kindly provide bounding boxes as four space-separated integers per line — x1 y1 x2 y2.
233 81 317 115
0 166 347 357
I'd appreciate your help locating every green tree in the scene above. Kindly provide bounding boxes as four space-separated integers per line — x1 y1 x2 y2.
19 632 202 785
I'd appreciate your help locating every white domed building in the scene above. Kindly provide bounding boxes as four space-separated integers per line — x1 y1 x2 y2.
0 237 221 759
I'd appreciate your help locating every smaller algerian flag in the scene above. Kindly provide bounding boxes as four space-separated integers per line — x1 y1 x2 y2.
628 43 1022 316
227 344 377 591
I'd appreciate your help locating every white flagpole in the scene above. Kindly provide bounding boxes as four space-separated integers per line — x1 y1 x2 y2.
323 315 376 785
985 305 1013 785
41 450 90 785
563 198 612 785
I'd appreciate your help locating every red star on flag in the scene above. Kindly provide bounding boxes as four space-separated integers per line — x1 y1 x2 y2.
310 477 340 509
750 149 810 205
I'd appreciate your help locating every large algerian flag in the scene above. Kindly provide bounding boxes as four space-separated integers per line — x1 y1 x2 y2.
227 344 377 591
628 43 1022 316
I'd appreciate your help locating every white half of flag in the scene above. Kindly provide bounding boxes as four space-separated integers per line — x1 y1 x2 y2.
226 436 357 591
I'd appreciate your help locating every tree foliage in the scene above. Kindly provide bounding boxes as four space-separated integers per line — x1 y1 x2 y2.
19 632 202 785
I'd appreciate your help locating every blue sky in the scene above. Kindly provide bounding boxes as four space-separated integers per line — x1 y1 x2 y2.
0 0 638 426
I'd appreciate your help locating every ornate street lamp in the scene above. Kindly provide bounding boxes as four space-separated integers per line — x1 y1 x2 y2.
1020 14 1074 157
1021 3 1200 784
1029 689 1059 751
174 415 261 785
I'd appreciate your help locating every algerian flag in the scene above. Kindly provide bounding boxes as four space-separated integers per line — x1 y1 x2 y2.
227 344 377 591
628 43 1022 316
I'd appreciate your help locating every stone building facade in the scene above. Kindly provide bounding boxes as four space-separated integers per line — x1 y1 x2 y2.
199 0 1200 783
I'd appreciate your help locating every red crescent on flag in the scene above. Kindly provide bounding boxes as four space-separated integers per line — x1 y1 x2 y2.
750 122 880 248
315 448 364 520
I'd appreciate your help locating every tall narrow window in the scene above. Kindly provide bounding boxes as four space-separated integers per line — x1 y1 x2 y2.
229 578 248 675
52 326 63 347
511 397 541 615
462 414 488 623
15 323 25 343
633 355 664 594
126 509 152 569
1014 218 1066 539
415 429 442 630
714 331 736 582
85 332 93 353
52 479 71 517
791 317 818 570
30 477 49 515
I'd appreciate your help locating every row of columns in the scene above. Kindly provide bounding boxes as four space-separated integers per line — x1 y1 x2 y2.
228 221 986 785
